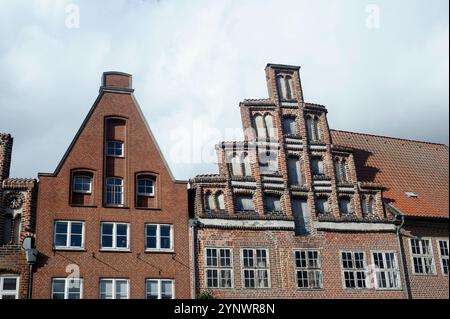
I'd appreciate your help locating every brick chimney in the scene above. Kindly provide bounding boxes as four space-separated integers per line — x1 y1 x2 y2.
0 133 13 183
100 71 133 93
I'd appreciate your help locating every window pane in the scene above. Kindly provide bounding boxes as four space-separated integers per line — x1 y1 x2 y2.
55 222 68 234
161 281 173 299
115 280 128 299
55 234 67 247
2 278 17 291
100 280 113 299
160 225 171 249
52 279 65 299
146 225 157 249
146 280 159 299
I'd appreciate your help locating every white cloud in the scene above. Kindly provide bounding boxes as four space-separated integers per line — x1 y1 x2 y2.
0 0 448 180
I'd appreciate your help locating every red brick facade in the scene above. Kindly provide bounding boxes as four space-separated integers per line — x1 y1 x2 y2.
189 63 448 299
32 72 191 299
0 134 38 299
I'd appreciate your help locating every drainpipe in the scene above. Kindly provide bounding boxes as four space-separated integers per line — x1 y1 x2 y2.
189 219 198 299
390 205 411 299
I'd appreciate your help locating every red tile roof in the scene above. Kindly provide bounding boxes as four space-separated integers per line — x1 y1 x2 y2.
331 130 449 219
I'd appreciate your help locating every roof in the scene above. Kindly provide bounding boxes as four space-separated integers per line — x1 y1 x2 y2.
331 130 449 219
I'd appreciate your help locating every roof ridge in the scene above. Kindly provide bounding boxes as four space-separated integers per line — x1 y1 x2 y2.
331 129 449 148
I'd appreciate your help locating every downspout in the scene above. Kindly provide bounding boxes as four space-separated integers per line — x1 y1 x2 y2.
27 263 33 299
189 219 198 299
390 205 411 299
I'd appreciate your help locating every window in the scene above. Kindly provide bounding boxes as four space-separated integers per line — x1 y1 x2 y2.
334 158 348 183
311 158 324 176
205 192 215 211
259 151 278 174
339 198 352 215
306 115 321 141
341 252 367 289
205 248 233 289
264 196 282 214
73 175 92 194
241 249 270 289
107 141 124 157
292 199 311 235
145 224 173 251
295 250 322 289
243 154 252 176
231 154 243 176
277 75 294 100
264 115 275 139
52 278 82 299
254 114 276 140
254 115 266 139
54 221 84 249
0 276 19 299
105 177 124 206
101 222 130 250
99 279 129 299
235 195 254 212
287 157 303 186
216 192 226 210
146 279 174 299
3 214 12 244
372 252 401 290
282 117 297 136
315 197 329 215
137 178 154 196
410 239 436 275
438 240 449 275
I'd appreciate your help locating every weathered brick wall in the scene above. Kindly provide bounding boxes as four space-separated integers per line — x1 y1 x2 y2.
400 221 449 299
33 73 191 299
0 245 30 299
195 228 406 299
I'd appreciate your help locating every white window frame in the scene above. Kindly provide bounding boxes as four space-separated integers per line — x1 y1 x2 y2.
240 248 271 289
51 278 83 299
340 251 368 290
145 279 175 299
409 238 436 275
204 247 234 289
137 178 155 197
0 275 20 299
105 177 124 207
145 224 174 252
99 278 130 299
72 175 92 194
106 140 124 157
294 249 323 290
100 222 130 251
371 251 401 290
437 239 449 276
54 220 85 250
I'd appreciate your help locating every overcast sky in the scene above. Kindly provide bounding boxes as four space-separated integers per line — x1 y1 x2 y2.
0 0 448 180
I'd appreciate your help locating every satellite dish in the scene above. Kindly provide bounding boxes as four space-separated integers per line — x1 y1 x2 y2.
22 237 33 250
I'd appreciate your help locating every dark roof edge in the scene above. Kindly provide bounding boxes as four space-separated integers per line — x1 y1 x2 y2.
266 63 301 70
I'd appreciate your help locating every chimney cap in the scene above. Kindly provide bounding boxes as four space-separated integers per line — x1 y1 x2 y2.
265 63 301 71
101 71 133 93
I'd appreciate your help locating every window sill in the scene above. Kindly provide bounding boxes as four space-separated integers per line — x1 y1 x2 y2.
73 191 92 195
104 205 130 209
70 204 97 208
296 287 324 291
144 249 175 254
106 155 125 158
135 207 162 211
411 273 438 277
99 249 131 253
54 247 86 252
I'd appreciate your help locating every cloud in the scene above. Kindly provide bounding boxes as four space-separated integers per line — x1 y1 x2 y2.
0 0 448 180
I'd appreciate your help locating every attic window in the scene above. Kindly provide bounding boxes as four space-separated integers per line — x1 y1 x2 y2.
405 192 418 198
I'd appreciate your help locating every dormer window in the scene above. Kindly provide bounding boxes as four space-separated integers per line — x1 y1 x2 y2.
107 141 124 157
73 175 92 194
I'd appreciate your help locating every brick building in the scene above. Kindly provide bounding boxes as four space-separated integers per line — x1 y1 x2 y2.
189 63 448 299
0 133 38 299
32 72 191 299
